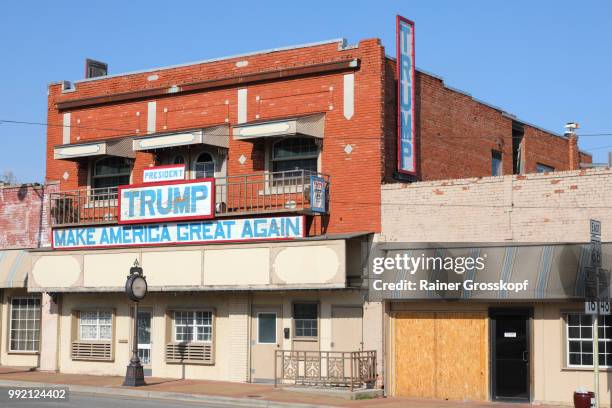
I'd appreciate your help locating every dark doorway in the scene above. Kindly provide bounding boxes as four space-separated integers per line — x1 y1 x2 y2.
490 308 531 402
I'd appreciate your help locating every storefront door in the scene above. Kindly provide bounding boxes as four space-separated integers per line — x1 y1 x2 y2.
250 305 282 383
490 308 531 401
137 310 152 371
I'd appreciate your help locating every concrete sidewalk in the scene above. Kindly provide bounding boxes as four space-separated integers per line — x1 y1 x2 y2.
0 366 564 408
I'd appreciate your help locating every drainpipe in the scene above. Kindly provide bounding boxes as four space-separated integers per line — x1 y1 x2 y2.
564 122 580 170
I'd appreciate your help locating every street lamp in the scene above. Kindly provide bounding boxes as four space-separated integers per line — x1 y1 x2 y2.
123 259 148 387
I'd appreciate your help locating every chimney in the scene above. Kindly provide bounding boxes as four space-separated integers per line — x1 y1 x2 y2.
564 122 580 170
85 59 108 79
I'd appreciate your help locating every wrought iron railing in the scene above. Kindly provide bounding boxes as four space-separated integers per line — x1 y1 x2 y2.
274 350 376 391
49 170 330 227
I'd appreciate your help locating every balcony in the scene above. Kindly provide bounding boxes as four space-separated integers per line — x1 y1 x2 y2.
50 170 330 227
274 350 377 391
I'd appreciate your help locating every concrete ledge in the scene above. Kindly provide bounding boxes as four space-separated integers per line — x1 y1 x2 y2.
283 386 384 400
0 379 337 408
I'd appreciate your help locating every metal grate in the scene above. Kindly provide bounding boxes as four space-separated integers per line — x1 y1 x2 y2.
71 341 112 361
165 343 214 365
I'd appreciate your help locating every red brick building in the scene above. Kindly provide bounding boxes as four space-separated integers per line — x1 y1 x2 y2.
9 37 590 386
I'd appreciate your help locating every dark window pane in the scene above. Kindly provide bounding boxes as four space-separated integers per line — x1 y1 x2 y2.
583 353 593 366
583 341 593 353
568 314 581 325
294 304 317 319
258 313 276 344
569 341 581 353
569 327 580 338
272 138 318 160
581 315 593 326
581 327 593 338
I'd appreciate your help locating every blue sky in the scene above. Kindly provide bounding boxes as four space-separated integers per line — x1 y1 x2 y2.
1 0 610 182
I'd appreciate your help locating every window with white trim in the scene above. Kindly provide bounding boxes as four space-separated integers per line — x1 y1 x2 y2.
293 303 318 338
79 310 113 341
9 297 41 352
173 311 212 343
566 313 612 367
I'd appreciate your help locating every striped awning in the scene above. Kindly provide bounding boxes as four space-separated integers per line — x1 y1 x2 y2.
0 250 31 288
368 243 612 301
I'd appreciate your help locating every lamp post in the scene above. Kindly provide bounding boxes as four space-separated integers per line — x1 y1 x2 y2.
123 259 148 387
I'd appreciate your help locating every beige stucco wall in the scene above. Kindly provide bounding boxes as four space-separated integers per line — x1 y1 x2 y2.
533 302 612 406
56 291 365 381
30 240 347 292
0 289 40 368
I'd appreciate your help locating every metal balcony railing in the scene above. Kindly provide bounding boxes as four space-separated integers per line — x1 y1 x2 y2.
274 350 377 391
50 170 330 227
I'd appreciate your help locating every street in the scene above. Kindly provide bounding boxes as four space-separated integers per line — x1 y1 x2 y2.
0 387 235 408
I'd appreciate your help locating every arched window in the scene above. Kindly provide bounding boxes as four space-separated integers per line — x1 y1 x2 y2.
173 155 185 165
271 138 318 177
194 152 214 178
92 157 132 189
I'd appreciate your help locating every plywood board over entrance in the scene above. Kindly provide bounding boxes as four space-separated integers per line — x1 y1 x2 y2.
394 311 488 401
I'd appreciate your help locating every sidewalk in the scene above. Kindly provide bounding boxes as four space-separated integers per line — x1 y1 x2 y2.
0 366 564 408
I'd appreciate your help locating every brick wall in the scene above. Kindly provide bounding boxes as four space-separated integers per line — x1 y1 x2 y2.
380 168 612 243
383 58 592 182
46 39 386 235
0 182 57 249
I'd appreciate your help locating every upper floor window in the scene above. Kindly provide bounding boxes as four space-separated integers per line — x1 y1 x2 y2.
536 163 555 173
194 152 214 179
491 150 503 176
271 138 318 177
92 157 132 189
173 155 186 165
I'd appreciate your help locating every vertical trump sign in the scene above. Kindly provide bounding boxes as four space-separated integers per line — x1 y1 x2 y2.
396 15 416 175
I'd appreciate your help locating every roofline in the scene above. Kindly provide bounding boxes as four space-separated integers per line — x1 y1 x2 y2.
51 38 348 86
386 55 570 141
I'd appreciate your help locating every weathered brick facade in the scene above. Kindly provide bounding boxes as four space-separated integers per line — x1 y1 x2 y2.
46 39 386 235
381 167 612 243
383 59 592 183
0 182 57 249
44 38 591 237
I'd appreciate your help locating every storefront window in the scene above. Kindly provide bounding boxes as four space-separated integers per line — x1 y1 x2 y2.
567 313 612 367
80 310 112 341
294 303 318 338
9 297 41 352
173 311 212 342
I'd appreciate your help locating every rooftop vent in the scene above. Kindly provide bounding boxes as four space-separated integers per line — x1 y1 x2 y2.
85 59 108 79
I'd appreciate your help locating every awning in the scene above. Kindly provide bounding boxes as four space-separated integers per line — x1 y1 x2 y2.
133 125 229 151
233 113 325 141
54 138 135 160
0 250 31 288
368 243 612 301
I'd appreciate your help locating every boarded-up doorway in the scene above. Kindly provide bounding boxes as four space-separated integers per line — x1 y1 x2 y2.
393 311 488 401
